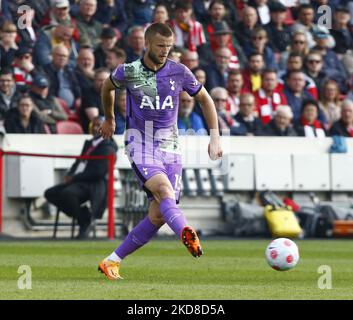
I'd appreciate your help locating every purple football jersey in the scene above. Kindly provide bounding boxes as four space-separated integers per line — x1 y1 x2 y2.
110 58 202 152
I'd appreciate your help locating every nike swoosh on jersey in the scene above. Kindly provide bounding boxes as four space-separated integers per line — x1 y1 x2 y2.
133 84 145 89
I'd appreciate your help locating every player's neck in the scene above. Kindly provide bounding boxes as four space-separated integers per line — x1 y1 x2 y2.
142 55 166 72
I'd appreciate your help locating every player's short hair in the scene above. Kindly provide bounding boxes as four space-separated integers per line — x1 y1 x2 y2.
145 23 174 41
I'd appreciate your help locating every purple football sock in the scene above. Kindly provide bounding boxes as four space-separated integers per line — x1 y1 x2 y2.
159 198 188 238
115 216 159 259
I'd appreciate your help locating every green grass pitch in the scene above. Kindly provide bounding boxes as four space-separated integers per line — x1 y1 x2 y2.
0 239 353 300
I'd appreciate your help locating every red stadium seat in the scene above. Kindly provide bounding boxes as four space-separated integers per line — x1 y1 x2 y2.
56 120 84 134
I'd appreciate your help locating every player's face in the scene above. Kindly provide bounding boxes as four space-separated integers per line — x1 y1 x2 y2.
147 34 174 66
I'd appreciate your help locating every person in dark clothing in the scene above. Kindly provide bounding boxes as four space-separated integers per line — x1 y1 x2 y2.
264 1 291 53
231 92 264 136
29 74 68 133
263 105 297 136
44 116 118 239
294 99 327 138
42 44 81 109
4 95 46 134
80 68 110 133
329 100 353 137
0 68 22 121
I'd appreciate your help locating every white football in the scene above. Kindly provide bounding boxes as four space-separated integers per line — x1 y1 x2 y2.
265 238 299 271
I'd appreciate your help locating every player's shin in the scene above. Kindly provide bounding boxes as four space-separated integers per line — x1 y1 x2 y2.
111 216 160 261
159 198 187 238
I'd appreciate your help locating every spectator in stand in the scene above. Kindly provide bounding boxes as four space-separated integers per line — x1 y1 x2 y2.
145 3 170 28
181 50 199 70
210 87 233 134
198 20 246 70
279 30 309 71
94 27 121 69
192 67 206 87
254 69 287 125
153 3 170 24
330 6 353 55
231 92 264 136
283 70 316 122
177 91 206 135
115 89 126 135
42 44 81 110
330 6 353 76
303 50 328 91
4 95 46 134
263 104 297 136
226 69 246 117
168 46 183 63
264 1 291 54
204 47 232 91
40 0 81 44
41 0 73 27
170 1 206 52
249 0 271 25
74 47 95 92
243 27 277 70
234 6 260 47
75 0 102 49
34 21 79 68
291 4 335 49
29 74 68 133
80 68 110 133
278 52 318 99
0 68 22 121
94 0 128 35
0 21 18 69
125 0 156 28
294 99 326 138
124 26 145 63
105 47 126 71
203 0 231 44
12 46 39 92
242 52 265 93
319 79 342 128
312 29 349 93
329 99 353 137
44 116 118 239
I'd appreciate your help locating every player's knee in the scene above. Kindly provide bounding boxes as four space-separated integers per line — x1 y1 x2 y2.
155 184 174 200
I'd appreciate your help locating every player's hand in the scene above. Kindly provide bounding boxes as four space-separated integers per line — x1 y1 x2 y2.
99 119 116 139
208 137 223 161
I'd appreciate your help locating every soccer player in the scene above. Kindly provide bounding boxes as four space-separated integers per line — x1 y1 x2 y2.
98 23 222 280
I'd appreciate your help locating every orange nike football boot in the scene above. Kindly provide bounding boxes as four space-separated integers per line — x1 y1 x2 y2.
98 259 123 280
181 226 203 258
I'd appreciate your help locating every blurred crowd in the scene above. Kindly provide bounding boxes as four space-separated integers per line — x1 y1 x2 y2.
1 0 353 138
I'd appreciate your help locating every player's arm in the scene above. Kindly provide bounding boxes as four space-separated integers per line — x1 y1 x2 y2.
100 77 117 139
194 86 223 160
